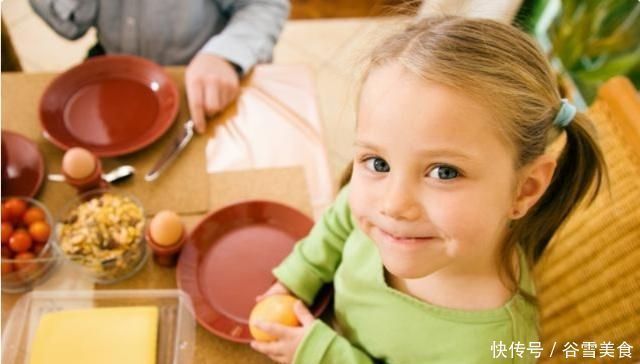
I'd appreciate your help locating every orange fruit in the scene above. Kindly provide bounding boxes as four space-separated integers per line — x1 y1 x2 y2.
249 294 300 342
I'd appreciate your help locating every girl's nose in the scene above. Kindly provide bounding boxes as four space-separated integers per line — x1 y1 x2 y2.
380 178 421 221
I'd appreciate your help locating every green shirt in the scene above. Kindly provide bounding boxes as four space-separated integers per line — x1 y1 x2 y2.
273 187 539 364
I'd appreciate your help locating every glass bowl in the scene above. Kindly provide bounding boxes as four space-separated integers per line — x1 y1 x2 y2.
54 189 148 284
1 196 61 293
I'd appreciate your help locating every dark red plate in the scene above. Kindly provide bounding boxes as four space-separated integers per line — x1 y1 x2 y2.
39 55 179 157
177 201 332 343
1 131 45 197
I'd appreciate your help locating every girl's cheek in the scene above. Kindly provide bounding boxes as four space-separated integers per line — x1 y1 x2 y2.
423 193 480 240
348 176 379 224
425 191 509 253
348 186 368 219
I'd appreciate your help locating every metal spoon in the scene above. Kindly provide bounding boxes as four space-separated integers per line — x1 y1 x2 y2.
48 165 136 184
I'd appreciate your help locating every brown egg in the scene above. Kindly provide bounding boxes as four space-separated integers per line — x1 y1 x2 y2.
149 210 183 246
62 148 96 180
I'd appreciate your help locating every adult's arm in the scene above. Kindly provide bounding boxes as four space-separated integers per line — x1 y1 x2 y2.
202 0 290 75
29 0 98 40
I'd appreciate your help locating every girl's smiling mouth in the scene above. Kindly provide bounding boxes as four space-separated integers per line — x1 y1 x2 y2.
375 226 437 246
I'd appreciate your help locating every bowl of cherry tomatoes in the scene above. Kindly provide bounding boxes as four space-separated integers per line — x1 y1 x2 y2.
1 196 60 292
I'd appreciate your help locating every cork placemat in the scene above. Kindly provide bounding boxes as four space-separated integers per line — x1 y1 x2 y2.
1 69 209 216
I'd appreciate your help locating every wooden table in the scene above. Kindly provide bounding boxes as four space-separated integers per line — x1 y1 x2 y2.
1 69 315 363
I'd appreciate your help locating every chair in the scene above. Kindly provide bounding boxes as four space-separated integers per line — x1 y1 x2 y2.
535 77 640 363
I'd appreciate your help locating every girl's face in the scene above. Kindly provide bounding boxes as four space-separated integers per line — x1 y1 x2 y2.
349 63 518 280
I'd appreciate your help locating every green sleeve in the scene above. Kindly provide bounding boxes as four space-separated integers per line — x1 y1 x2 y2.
294 321 376 364
272 187 353 305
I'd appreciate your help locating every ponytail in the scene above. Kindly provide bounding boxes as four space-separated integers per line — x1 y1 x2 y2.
500 112 607 300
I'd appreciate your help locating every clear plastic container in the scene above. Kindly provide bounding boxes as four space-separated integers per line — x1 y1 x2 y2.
1 289 195 364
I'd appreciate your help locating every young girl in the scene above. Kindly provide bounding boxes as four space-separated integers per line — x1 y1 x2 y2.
251 16 606 363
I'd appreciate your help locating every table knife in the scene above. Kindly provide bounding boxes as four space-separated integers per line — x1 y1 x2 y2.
144 120 195 181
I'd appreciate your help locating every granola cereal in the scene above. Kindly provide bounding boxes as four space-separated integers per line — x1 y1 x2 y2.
57 193 145 281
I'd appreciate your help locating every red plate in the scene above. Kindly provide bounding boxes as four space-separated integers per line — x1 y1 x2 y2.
1 131 45 197
39 55 179 157
177 201 332 343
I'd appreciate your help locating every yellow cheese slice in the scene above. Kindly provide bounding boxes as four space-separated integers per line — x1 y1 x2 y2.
29 306 158 364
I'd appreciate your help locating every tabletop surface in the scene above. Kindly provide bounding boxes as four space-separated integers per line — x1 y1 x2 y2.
1 68 315 364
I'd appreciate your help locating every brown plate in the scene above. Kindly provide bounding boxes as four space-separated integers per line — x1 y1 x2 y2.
177 201 332 343
1 130 45 197
39 55 179 157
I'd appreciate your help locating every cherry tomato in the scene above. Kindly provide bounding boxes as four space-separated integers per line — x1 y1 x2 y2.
13 251 36 272
1 222 13 244
3 198 27 222
1 261 14 274
1 204 10 222
28 221 51 243
8 229 32 253
23 207 46 226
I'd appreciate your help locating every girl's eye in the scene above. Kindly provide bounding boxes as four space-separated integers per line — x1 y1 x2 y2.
364 157 390 173
428 165 459 180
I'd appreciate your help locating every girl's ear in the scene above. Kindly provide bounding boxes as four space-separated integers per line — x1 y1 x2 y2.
510 155 557 219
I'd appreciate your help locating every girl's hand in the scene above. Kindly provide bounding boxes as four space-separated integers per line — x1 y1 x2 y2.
256 281 291 302
250 300 315 364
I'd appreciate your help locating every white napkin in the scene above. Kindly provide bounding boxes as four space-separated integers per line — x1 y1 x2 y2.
206 64 335 219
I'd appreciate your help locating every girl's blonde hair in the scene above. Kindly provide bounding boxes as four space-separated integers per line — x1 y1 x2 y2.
343 16 607 301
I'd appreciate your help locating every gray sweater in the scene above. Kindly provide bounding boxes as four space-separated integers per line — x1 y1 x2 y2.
30 0 290 74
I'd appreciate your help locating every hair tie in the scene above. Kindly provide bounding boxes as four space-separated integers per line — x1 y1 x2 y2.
553 98 576 128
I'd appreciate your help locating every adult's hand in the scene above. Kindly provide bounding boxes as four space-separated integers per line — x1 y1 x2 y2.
185 53 240 133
